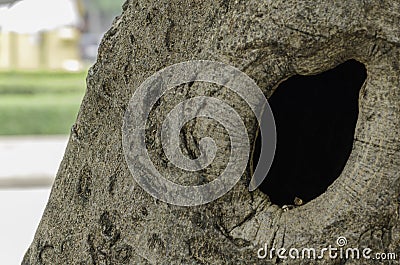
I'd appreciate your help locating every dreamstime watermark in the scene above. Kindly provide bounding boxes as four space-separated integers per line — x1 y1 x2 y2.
122 60 276 206
257 236 398 261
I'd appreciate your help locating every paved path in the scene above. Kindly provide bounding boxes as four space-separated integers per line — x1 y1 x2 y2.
0 136 69 188
0 188 51 264
0 136 67 263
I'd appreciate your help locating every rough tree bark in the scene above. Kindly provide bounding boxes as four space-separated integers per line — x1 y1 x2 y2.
23 0 399 264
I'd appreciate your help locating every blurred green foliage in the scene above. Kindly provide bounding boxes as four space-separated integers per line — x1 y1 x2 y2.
92 0 125 14
0 71 86 135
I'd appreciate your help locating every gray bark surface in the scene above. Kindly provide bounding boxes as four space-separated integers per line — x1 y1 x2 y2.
23 0 400 264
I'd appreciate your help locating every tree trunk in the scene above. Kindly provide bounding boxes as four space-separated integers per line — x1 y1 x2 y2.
23 0 400 264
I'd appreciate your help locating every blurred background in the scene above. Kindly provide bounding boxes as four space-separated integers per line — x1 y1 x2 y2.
0 0 124 263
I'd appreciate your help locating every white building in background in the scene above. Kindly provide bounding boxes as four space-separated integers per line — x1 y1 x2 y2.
0 0 83 71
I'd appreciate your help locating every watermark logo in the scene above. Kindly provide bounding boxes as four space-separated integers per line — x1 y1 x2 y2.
336 236 347 247
257 236 398 261
122 60 276 206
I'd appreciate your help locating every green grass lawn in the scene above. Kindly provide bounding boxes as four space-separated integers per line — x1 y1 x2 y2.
0 71 87 135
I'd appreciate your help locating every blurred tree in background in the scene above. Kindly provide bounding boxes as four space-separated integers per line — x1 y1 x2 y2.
91 0 125 14
83 0 125 33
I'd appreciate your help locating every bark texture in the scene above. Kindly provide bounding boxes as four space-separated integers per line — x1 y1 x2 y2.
23 0 400 264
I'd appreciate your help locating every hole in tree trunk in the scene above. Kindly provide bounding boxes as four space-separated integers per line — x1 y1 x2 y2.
253 59 367 207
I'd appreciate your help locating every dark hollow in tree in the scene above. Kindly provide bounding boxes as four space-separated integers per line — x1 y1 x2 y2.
253 59 367 206
22 1 400 263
